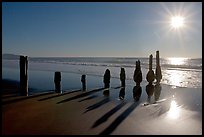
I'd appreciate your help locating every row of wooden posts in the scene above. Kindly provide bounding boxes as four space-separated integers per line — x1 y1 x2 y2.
19 51 162 96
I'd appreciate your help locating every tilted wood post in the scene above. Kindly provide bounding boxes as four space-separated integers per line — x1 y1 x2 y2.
20 56 28 96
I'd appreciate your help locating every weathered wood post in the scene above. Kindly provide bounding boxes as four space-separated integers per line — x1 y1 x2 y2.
149 54 152 70
20 56 24 95
25 56 28 95
81 74 86 91
146 54 155 103
20 56 28 96
146 54 155 84
103 69 111 89
133 60 142 86
155 50 162 84
120 67 126 87
54 71 61 93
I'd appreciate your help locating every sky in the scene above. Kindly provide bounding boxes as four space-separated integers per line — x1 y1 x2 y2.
2 2 202 58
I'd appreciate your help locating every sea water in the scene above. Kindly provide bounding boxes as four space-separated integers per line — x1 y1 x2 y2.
2 57 202 94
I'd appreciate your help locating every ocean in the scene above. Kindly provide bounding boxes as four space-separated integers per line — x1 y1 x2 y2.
2 57 202 93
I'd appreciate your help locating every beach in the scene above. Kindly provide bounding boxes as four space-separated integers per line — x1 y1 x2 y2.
1 2 203 135
2 78 202 135
2 57 202 135
2 2 202 135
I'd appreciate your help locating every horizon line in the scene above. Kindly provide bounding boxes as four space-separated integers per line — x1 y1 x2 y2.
2 53 202 59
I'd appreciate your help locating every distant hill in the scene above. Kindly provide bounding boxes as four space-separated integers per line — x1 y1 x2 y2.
2 54 20 60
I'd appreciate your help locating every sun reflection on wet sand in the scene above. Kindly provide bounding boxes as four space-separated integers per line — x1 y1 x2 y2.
167 99 180 119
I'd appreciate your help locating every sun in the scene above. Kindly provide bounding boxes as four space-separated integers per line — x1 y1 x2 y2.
171 16 184 29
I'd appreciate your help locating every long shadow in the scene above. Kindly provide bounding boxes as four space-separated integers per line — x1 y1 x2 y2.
78 95 98 102
2 94 19 99
84 97 110 113
2 91 55 105
99 101 139 135
57 87 105 104
38 89 81 101
92 101 127 128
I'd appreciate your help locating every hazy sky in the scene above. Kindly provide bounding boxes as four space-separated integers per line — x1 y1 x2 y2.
2 2 202 58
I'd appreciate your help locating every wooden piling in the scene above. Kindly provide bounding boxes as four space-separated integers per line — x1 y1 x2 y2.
155 50 162 84
120 68 126 87
54 72 61 93
19 56 28 96
103 69 111 89
25 56 28 95
149 54 153 70
81 74 86 91
20 56 24 94
133 60 142 86
146 54 154 84
156 50 160 66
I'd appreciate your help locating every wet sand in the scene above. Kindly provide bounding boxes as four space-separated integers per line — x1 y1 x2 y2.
2 79 202 135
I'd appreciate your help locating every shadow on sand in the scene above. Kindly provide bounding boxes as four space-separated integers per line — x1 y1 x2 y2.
57 87 105 104
99 86 142 135
2 94 19 99
78 95 98 102
2 90 54 105
38 89 81 101
84 97 110 113
92 101 127 128
99 101 140 135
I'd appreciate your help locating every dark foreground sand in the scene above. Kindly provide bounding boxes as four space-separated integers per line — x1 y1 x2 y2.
2 79 202 135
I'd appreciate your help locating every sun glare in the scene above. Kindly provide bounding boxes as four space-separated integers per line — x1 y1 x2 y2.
168 57 187 65
167 100 180 119
168 70 184 88
171 16 184 29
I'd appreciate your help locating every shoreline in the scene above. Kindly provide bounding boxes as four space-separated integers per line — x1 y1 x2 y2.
2 76 201 95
